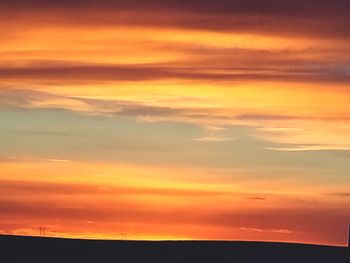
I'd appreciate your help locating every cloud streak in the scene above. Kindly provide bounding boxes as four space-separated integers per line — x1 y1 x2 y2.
2 0 350 39
1 61 350 84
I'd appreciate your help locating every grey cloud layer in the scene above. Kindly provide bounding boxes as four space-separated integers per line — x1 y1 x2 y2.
0 88 304 121
1 61 350 84
2 0 350 20
2 88 349 125
2 0 350 39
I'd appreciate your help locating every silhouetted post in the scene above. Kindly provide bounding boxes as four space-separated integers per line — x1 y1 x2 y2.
120 232 127 240
348 224 350 248
39 227 46 237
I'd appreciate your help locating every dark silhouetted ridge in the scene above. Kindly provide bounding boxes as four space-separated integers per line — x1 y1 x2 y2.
0 234 348 263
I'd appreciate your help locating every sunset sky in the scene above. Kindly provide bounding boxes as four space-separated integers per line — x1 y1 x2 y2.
0 0 350 246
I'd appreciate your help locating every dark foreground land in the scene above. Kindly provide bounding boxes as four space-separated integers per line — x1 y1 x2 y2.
0 235 348 263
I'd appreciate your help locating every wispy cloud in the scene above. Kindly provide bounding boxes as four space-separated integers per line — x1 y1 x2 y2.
240 227 295 234
247 196 266 201
194 136 235 142
266 145 350 151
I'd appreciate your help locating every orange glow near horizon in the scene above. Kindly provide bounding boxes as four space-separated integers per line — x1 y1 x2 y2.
0 160 348 246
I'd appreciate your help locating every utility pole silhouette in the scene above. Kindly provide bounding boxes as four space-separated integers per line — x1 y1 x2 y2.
39 227 46 237
348 224 350 248
120 232 127 240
